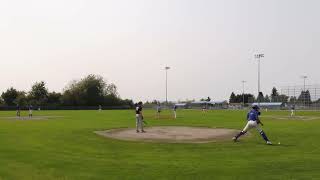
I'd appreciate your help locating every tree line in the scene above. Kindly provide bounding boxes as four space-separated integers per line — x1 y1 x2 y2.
0 75 134 108
230 87 316 105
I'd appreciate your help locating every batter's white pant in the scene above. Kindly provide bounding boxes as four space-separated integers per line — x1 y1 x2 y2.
243 120 262 132
136 115 144 131
173 111 177 119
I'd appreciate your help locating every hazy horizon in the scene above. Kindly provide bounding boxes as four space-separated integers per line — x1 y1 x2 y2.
1 0 319 102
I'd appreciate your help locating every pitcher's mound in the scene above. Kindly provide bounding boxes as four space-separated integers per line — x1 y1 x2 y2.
95 126 240 143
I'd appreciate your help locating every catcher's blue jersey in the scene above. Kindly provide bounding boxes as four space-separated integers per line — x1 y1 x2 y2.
247 110 259 121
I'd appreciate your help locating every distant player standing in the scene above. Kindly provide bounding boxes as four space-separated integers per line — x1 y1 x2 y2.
29 105 33 118
290 105 296 117
156 103 161 119
173 105 177 119
16 104 21 117
233 105 272 145
135 102 146 133
202 105 207 113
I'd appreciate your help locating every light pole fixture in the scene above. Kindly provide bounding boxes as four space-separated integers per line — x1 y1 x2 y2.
301 75 308 107
165 66 170 104
301 75 308 92
255 53 264 104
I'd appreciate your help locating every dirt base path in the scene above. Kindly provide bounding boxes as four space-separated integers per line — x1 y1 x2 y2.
1 116 64 121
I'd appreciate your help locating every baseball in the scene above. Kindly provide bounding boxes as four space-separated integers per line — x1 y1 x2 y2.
278 142 281 145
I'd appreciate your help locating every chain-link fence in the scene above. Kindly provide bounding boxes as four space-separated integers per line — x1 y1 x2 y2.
281 84 320 110
0 105 132 111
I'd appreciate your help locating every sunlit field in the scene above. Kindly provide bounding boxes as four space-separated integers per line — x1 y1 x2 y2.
0 109 319 180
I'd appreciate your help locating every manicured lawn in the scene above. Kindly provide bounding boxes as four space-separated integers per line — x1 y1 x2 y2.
0 109 319 180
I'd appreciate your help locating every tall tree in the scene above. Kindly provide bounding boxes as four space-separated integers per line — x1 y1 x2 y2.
271 87 279 102
229 93 254 103
62 80 84 106
247 95 255 103
229 92 236 103
29 81 49 106
257 92 265 102
265 95 271 102
79 75 106 106
1 87 19 106
106 83 118 97
298 90 312 105
47 92 62 105
62 74 121 106
0 98 3 106
289 96 297 103
14 91 28 106
277 94 289 103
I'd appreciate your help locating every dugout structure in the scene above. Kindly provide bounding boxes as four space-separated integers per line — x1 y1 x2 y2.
281 84 320 109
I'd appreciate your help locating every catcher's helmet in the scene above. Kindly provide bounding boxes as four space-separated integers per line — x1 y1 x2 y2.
252 105 260 110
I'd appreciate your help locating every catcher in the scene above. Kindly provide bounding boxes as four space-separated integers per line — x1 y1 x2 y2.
233 105 272 145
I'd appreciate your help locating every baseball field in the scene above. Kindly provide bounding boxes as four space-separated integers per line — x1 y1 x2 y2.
0 109 319 180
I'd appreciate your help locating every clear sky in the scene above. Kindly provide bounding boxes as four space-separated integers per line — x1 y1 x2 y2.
1 0 319 102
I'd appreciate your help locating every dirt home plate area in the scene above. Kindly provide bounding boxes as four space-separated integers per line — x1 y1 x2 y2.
95 126 243 143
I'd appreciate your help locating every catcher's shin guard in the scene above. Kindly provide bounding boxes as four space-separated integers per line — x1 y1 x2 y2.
259 130 270 142
234 131 246 140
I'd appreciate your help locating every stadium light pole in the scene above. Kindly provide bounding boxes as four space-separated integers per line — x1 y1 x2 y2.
255 53 264 105
301 75 308 107
165 66 171 105
242 80 246 107
301 75 308 92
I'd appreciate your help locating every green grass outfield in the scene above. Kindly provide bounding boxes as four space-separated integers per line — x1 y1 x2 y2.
0 109 320 180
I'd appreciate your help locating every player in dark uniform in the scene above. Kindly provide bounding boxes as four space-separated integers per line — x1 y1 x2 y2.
29 105 33 118
156 103 161 119
16 104 21 117
173 105 178 119
233 105 272 145
135 102 145 133
291 105 296 117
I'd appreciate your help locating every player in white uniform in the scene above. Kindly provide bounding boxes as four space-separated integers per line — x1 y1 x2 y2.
29 105 33 118
202 105 206 113
291 105 296 117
